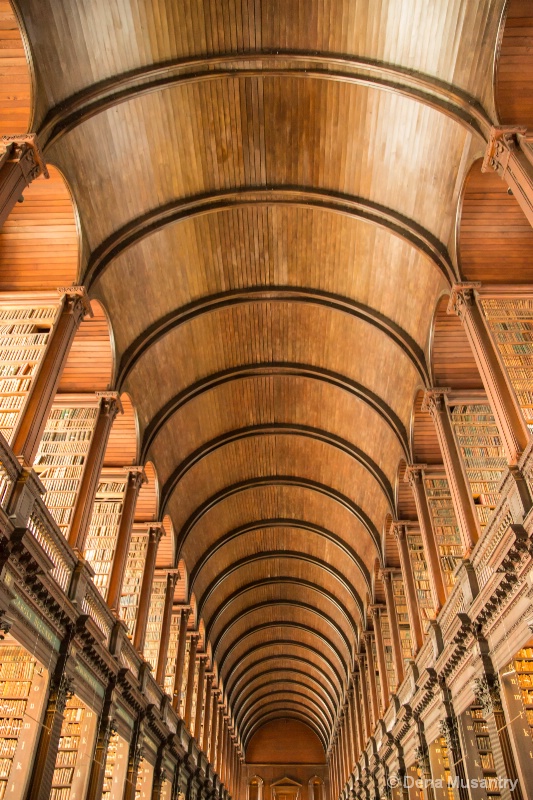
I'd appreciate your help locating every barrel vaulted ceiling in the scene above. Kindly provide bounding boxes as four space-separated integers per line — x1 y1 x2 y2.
16 0 507 751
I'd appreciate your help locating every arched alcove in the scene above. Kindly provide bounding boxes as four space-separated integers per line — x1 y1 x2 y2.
59 298 113 393
494 0 533 127
135 461 159 522
245 719 325 765
0 0 32 135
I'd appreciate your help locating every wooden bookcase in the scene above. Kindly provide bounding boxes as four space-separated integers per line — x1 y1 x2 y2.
481 297 533 432
424 476 463 591
143 576 167 672
469 704 501 798
370 637 383 717
406 530 435 627
436 736 454 800
379 613 397 695
164 612 181 697
190 656 200 733
0 296 59 444
179 639 191 718
450 404 507 531
391 574 413 663
512 646 533 735
33 395 100 537
83 468 128 599
51 696 88 800
119 526 149 636
102 731 119 800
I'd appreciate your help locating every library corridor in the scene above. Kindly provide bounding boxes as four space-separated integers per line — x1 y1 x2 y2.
1 1 533 799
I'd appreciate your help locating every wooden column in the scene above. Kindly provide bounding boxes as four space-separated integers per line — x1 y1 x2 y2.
184 633 199 730
357 655 372 740
0 134 47 229
172 607 191 711
155 571 179 685
370 606 390 710
194 654 207 739
345 691 356 772
405 465 447 608
392 524 424 653
202 673 213 753
449 283 530 463
482 126 533 230
26 655 75 800
68 392 122 549
106 466 146 610
85 683 117 800
133 523 164 652
12 287 91 465
338 719 346 788
381 568 404 686
362 632 379 725
349 683 361 762
208 690 219 764
215 705 224 774
423 389 480 551
342 710 351 779
123 715 145 800
352 671 365 754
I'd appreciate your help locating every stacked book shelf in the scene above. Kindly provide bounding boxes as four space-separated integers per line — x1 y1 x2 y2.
143 577 167 672
51 696 87 800
190 656 200 733
33 397 100 537
436 735 455 800
164 613 181 697
119 526 149 636
370 637 383 717
84 469 128 599
513 646 533 735
424 476 463 591
379 613 397 695
469 704 501 798
179 639 191 718
481 298 533 432
102 730 119 800
391 574 413 663
0 300 59 444
450 404 507 531
406 530 435 627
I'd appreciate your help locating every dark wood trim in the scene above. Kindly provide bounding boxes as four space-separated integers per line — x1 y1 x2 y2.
189 519 372 598
86 190 453 291
217 621 348 680
171 476 384 565
210 599 353 664
38 51 491 150
197 551 365 625
204 577 358 644
242 703 329 750
232 670 337 722
226 656 341 708
219 637 345 695
160 423 395 514
140 363 409 461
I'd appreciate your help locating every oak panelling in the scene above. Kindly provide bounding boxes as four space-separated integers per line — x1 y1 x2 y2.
18 0 502 122
383 525 401 569
396 462 417 520
175 557 188 603
431 296 482 389
58 299 113 392
103 392 138 467
94 207 444 359
495 0 533 126
148 375 403 492
412 392 443 466
458 158 533 283
126 304 421 439
0 0 31 135
0 166 78 290
49 81 467 253
246 719 325 763
156 514 175 569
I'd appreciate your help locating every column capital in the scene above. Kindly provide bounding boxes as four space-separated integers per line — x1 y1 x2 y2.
147 521 165 545
404 463 427 487
421 388 451 418
57 285 93 320
446 282 482 320
0 133 48 179
391 521 407 541
482 125 527 176
95 390 123 418
368 604 385 619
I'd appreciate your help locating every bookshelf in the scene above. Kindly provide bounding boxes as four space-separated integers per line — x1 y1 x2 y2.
469 703 501 798
481 298 533 432
102 731 119 800
179 639 191 718
119 526 149 636
379 613 397 695
0 644 39 799
512 646 533 736
33 396 100 537
450 404 507 531
0 299 59 444
51 695 87 800
190 656 200 733
406 531 435 627
143 577 167 672
436 736 454 800
164 612 181 697
83 468 128 599
391 574 413 662
424 477 463 591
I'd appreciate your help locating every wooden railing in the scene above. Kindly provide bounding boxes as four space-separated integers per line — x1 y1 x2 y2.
0 430 19 509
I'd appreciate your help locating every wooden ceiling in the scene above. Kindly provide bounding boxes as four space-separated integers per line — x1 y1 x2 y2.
12 0 516 751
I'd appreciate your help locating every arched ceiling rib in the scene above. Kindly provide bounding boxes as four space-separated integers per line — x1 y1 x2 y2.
15 0 507 749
